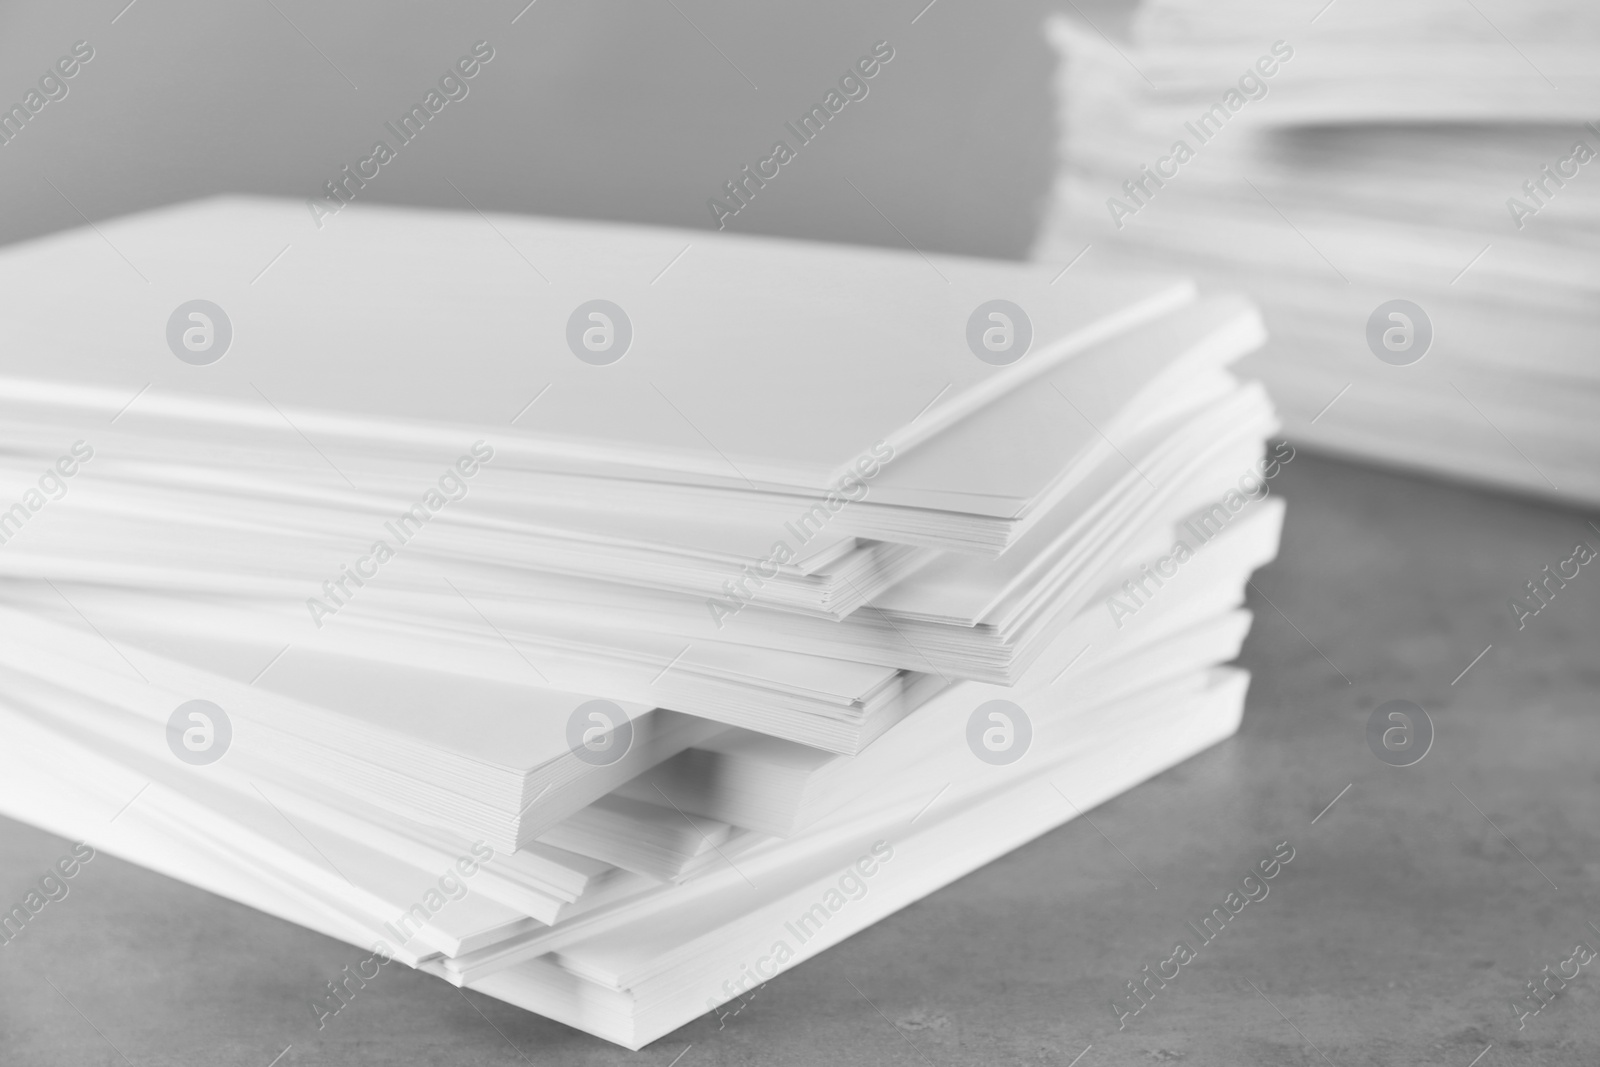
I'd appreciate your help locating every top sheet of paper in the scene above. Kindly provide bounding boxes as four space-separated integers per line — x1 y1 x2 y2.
0 196 1191 491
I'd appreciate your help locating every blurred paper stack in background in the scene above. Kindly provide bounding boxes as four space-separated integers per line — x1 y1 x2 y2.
0 197 1285 1048
1037 0 1600 505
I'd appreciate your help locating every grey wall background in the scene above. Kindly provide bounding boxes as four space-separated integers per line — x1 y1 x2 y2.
0 0 1132 262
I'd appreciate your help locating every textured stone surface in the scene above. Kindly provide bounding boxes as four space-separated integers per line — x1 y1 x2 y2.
2 451 1597 1065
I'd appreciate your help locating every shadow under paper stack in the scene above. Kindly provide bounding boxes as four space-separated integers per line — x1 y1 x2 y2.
0 197 1283 1049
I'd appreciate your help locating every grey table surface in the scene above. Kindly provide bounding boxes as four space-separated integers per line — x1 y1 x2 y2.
3 449 1598 1066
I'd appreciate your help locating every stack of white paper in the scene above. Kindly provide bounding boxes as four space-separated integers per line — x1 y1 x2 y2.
0 196 1284 1048
1036 1 1600 504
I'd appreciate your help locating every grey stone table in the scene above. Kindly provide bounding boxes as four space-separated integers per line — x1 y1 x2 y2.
3 451 1598 1066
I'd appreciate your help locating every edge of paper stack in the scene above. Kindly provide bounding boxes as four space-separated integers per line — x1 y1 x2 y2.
0 194 1287 1049
1035 0 1600 506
